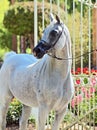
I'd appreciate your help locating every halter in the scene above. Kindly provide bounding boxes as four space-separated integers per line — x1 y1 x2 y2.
47 23 69 60
39 23 66 58
40 28 63 48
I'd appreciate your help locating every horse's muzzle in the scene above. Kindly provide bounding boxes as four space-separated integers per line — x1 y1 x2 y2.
33 41 51 59
33 46 46 59
33 40 47 59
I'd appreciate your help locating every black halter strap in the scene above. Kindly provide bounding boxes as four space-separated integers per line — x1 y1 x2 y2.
51 24 64 48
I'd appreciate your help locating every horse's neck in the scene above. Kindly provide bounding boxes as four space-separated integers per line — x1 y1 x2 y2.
34 42 71 81
45 46 71 78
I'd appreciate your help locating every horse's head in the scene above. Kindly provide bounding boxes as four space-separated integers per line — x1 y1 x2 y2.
33 14 69 59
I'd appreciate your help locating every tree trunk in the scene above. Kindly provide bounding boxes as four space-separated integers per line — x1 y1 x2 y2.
29 34 34 53
10 0 15 4
12 34 17 53
20 36 26 53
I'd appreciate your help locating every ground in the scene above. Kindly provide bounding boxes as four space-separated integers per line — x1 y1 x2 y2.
6 124 97 130
6 124 35 130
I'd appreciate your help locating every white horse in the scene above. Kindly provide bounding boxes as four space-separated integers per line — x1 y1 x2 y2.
0 14 74 130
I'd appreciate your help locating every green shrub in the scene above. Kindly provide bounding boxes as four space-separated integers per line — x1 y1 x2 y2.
0 29 12 50
6 98 22 125
3 1 65 38
6 98 36 125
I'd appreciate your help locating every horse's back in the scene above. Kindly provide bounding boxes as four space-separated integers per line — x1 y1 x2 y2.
3 51 38 67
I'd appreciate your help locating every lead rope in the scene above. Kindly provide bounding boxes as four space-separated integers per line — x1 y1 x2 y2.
48 49 97 61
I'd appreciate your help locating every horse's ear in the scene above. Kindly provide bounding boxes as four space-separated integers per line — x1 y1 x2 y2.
56 15 60 24
49 13 55 22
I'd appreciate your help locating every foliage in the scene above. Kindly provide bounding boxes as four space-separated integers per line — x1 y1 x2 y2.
70 73 97 125
3 1 65 37
28 116 35 124
0 29 12 50
3 2 35 35
8 0 33 2
0 0 9 22
67 9 90 68
7 98 36 125
0 0 11 55
6 98 22 125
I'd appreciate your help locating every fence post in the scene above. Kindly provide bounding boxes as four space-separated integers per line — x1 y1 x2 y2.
92 3 97 69
34 0 38 47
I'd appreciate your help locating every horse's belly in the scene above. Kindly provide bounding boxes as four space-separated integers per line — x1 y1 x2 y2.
9 76 38 107
8 64 40 107
10 87 38 107
17 95 38 107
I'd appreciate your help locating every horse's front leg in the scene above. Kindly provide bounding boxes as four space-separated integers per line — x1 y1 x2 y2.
52 106 68 130
38 104 49 130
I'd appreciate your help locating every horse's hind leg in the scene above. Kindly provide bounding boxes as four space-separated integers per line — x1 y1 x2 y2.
0 92 13 130
19 105 31 130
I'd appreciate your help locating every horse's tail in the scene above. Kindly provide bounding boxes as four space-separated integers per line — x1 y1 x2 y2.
4 51 16 61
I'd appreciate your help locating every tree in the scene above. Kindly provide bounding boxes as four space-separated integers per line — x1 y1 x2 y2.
3 1 65 52
0 29 12 50
10 0 17 53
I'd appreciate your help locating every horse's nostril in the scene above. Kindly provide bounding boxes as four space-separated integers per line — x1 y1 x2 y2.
37 48 41 53
33 45 46 58
33 47 41 53
33 47 42 57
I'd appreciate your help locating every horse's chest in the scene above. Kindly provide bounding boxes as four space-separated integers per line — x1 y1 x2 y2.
36 82 64 108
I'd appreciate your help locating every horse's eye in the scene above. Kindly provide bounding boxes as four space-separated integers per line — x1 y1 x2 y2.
50 30 58 37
